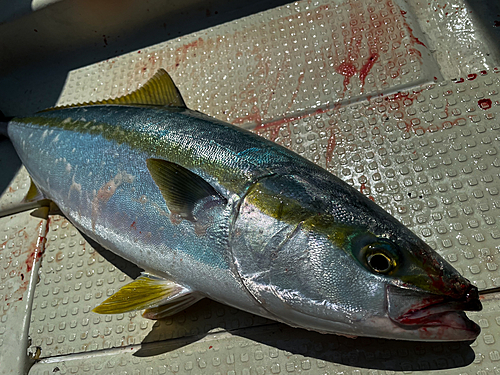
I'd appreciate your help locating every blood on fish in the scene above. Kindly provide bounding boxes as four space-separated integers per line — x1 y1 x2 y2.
91 172 135 230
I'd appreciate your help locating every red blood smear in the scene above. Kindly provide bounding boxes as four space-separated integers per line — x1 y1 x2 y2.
130 221 137 230
480 70 488 75
336 62 357 91
398 314 444 325
253 107 331 142
325 129 336 163
494 20 500 27
397 297 444 325
173 37 204 68
467 73 477 80
455 78 464 83
359 54 379 86
234 106 263 127
25 219 49 273
399 11 426 48
478 98 492 110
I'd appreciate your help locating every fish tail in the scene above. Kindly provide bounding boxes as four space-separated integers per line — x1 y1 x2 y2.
0 111 12 138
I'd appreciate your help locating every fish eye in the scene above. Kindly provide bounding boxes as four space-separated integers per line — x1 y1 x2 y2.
359 240 399 275
367 252 393 273
351 235 400 275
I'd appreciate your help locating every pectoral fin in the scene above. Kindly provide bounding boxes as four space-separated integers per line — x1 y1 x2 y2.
146 158 226 221
93 273 199 314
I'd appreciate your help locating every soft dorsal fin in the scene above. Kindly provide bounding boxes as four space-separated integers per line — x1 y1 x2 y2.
23 178 46 203
146 158 225 221
0 178 52 218
92 273 201 315
45 69 186 111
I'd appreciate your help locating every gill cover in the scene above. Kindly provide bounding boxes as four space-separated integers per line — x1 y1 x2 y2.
230 174 380 332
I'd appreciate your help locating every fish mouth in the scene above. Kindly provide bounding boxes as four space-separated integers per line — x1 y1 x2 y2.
387 284 482 341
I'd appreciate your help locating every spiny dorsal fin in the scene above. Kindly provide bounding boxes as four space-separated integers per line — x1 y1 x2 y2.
146 158 225 221
92 273 196 314
45 69 186 111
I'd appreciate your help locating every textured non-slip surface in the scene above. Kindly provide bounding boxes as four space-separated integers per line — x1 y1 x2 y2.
0 0 499 374
54 0 437 126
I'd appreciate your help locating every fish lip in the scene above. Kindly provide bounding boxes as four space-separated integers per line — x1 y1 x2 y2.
386 284 482 336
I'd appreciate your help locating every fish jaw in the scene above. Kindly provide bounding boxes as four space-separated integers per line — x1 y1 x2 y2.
386 284 482 341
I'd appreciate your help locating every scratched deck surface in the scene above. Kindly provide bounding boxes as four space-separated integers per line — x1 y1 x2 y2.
0 0 499 374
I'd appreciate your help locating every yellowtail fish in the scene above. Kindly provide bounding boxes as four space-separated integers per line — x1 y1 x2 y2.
4 70 481 341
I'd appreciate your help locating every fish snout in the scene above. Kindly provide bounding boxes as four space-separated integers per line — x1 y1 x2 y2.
445 274 482 311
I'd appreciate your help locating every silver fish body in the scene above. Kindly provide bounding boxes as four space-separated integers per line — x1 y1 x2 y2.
6 76 481 341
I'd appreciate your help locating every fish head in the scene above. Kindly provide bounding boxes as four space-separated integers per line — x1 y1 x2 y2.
338 227 482 341
233 173 481 341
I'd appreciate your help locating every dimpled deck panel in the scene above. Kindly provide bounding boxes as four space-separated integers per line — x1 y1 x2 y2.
407 0 500 81
22 295 500 374
0 166 33 213
0 0 497 373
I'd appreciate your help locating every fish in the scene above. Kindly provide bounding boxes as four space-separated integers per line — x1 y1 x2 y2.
3 69 481 341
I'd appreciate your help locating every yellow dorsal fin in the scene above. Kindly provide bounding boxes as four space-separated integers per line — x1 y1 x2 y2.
46 69 186 111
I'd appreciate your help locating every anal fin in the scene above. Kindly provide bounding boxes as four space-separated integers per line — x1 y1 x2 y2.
93 273 201 316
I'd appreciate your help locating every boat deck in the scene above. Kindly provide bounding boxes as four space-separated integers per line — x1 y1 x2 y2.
0 0 499 373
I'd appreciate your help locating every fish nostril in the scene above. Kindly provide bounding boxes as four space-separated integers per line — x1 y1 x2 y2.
466 285 479 301
463 285 482 311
